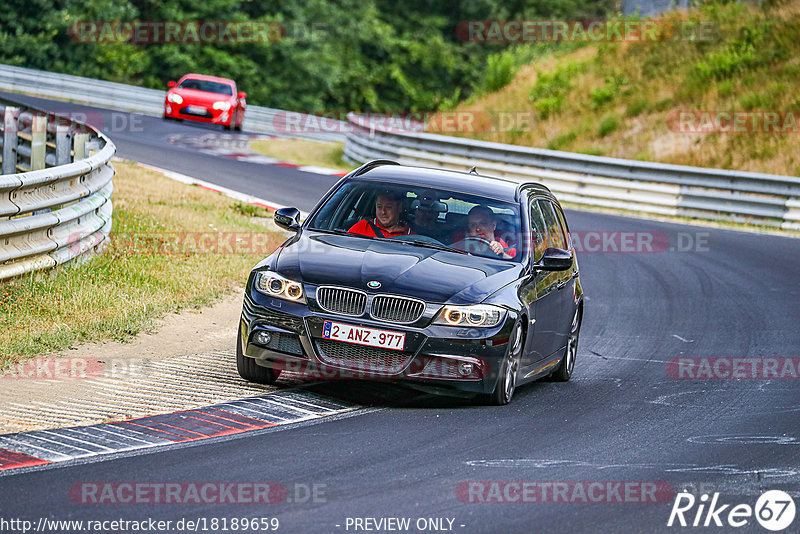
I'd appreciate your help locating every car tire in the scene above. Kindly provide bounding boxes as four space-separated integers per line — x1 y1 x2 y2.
236 330 281 384
551 307 581 382
483 321 524 405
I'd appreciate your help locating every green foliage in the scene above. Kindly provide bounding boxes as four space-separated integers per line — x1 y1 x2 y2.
529 64 575 101
589 75 628 110
579 146 606 156
529 62 583 118
694 44 757 80
547 130 577 150
0 0 618 113
597 114 619 137
625 97 649 117
231 202 269 218
655 98 673 111
717 80 734 97
481 50 518 93
738 92 774 110
532 97 562 119
438 88 463 111
589 84 615 110
692 22 783 81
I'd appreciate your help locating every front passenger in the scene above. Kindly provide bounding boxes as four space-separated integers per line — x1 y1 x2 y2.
348 191 415 238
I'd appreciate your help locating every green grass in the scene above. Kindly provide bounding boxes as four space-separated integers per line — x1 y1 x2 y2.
232 202 272 218
249 138 350 172
547 131 578 150
597 114 620 137
0 161 286 368
625 97 649 118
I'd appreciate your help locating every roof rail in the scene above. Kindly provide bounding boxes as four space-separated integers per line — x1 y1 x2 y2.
350 159 401 178
516 182 553 202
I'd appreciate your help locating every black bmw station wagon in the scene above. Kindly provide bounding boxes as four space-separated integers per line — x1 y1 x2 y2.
237 161 583 404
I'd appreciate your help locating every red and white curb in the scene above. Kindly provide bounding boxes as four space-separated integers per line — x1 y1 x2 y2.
223 154 347 177
293 165 348 176
0 390 357 473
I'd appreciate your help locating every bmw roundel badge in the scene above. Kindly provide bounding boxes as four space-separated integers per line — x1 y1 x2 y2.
367 280 381 289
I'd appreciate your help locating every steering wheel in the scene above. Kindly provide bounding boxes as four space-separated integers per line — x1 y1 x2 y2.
457 235 496 255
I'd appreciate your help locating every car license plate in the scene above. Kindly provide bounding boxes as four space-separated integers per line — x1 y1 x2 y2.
187 105 207 114
322 321 405 351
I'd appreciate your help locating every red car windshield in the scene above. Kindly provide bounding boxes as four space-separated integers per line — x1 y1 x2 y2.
178 79 233 95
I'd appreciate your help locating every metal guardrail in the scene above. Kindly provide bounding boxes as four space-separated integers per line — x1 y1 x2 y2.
4 64 798 230
0 63 346 142
0 97 115 281
344 113 800 230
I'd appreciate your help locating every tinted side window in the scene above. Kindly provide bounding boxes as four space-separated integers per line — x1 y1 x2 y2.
552 203 572 250
537 200 567 250
529 198 548 262
311 183 369 229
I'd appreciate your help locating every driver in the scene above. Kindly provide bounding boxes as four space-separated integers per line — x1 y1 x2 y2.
464 205 516 259
348 190 415 238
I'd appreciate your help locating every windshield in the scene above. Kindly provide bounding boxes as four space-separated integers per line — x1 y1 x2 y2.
178 79 233 95
308 180 522 262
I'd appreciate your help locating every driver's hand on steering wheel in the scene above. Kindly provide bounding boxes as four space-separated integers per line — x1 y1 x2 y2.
489 240 504 255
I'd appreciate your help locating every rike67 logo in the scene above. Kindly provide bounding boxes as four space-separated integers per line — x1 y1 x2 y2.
668 490 796 531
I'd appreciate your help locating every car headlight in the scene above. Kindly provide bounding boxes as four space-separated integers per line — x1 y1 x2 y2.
212 101 231 111
255 271 305 303
433 304 506 328
167 93 183 104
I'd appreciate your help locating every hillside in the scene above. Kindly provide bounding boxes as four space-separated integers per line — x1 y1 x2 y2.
438 0 800 177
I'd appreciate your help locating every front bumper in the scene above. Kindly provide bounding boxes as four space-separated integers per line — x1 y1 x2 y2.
164 102 231 125
240 289 516 396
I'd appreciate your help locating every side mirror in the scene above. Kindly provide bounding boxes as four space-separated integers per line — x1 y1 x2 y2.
534 247 572 271
167 81 176 88
274 207 301 232
238 91 247 99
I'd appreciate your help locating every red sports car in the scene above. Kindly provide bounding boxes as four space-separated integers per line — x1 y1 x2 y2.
163 74 246 130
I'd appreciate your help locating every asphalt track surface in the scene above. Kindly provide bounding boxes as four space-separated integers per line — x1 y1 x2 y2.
0 91 340 212
2 93 799 533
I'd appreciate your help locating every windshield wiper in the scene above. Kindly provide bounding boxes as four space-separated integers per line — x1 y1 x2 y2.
312 229 468 255
401 239 468 255
310 228 352 236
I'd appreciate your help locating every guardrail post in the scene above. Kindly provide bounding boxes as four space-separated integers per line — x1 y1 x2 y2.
2 106 20 175
55 121 71 166
86 137 101 157
73 133 88 161
30 115 47 171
